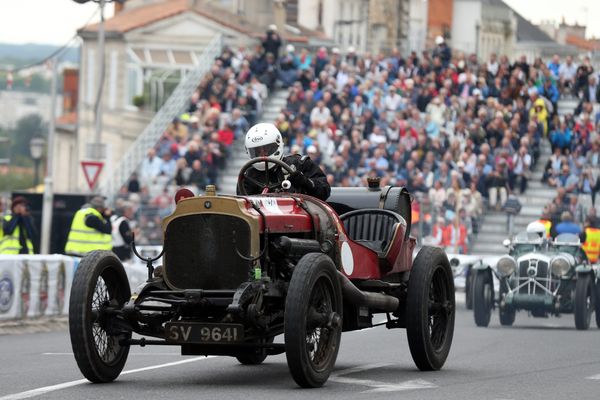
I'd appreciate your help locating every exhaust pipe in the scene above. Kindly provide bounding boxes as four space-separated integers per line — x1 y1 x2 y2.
338 272 399 312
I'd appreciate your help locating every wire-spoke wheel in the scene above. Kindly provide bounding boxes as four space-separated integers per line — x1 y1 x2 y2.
407 246 455 371
69 251 131 383
285 253 342 388
575 273 594 330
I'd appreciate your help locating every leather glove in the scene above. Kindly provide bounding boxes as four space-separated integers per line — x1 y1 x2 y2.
289 170 314 189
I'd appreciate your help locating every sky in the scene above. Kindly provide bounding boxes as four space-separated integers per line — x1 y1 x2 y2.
0 0 114 46
0 0 598 47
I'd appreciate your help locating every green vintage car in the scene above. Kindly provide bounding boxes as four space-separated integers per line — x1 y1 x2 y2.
472 231 600 330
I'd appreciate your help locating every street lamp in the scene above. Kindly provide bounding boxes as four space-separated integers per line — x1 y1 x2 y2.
29 137 45 187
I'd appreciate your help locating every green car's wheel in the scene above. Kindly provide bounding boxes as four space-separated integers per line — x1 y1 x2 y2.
285 253 342 388
498 279 515 326
473 270 493 327
575 273 595 330
69 251 131 383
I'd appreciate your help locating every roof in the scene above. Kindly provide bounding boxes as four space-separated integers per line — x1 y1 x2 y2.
81 0 188 35
565 34 600 51
473 0 555 43
514 12 554 43
79 0 316 43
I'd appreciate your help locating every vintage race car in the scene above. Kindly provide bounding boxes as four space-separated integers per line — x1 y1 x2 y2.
471 231 600 330
68 157 455 388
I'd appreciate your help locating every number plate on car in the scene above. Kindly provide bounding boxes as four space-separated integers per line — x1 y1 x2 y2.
165 322 244 343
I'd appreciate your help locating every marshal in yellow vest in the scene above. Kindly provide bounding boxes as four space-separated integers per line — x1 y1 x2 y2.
64 208 112 256
582 227 600 263
0 215 34 254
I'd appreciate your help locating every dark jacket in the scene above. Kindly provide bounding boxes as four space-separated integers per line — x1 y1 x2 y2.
238 154 331 201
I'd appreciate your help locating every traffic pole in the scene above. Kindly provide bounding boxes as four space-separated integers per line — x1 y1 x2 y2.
40 57 58 255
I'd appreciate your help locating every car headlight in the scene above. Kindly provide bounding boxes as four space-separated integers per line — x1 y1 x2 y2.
497 256 517 277
551 256 571 277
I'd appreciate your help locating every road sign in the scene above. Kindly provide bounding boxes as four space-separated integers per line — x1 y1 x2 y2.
81 161 104 190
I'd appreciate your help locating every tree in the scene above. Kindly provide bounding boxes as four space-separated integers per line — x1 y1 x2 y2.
10 113 46 165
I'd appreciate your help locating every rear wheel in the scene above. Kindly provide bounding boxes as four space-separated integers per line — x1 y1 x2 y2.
285 253 342 388
574 274 594 330
498 279 515 326
69 251 131 383
473 270 493 327
406 246 455 371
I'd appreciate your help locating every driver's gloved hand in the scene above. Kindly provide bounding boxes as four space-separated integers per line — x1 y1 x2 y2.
289 171 315 189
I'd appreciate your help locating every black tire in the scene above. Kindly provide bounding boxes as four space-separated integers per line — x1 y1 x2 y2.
285 253 342 388
69 251 131 383
465 268 474 310
574 273 595 330
473 270 493 327
498 279 515 326
406 246 455 371
236 336 274 365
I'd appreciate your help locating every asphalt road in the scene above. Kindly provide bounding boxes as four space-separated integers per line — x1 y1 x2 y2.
1 298 599 400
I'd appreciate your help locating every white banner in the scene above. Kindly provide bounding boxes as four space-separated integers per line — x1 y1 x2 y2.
0 251 157 322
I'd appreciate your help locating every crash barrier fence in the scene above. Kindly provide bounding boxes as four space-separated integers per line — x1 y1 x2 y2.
0 250 155 321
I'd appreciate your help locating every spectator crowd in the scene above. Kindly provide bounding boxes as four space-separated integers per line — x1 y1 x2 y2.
109 31 600 252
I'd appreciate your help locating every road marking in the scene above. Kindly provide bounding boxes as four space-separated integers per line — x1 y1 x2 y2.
586 374 600 380
42 352 181 356
0 356 214 400
330 363 437 393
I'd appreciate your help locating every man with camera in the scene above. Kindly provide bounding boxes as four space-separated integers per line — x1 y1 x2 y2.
64 196 113 257
0 196 37 254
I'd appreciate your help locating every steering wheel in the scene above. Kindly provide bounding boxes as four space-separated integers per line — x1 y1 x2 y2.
237 157 295 196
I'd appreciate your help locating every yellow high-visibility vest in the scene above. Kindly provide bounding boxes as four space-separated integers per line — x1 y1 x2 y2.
64 208 112 256
0 215 34 254
582 227 600 263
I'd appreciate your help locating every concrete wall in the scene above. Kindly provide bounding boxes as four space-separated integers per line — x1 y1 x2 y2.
451 0 481 55
298 0 320 31
408 0 428 54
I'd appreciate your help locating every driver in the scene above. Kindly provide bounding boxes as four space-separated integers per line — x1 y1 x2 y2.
238 123 330 200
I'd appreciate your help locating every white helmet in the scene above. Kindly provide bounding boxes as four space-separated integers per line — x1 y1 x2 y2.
526 221 546 241
244 123 284 171
435 35 444 45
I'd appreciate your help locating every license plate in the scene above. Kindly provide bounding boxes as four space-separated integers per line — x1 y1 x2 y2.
165 322 244 343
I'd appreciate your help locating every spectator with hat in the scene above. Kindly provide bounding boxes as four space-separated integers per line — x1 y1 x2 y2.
0 196 36 254
64 196 113 257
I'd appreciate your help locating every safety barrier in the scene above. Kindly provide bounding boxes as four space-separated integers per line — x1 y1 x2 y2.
0 253 151 321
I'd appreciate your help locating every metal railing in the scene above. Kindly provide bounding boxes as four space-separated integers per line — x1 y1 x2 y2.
99 34 223 199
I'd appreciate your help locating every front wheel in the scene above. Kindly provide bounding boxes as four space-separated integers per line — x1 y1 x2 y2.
473 270 493 327
498 279 515 326
285 253 342 388
69 251 131 383
574 274 595 330
406 246 455 371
